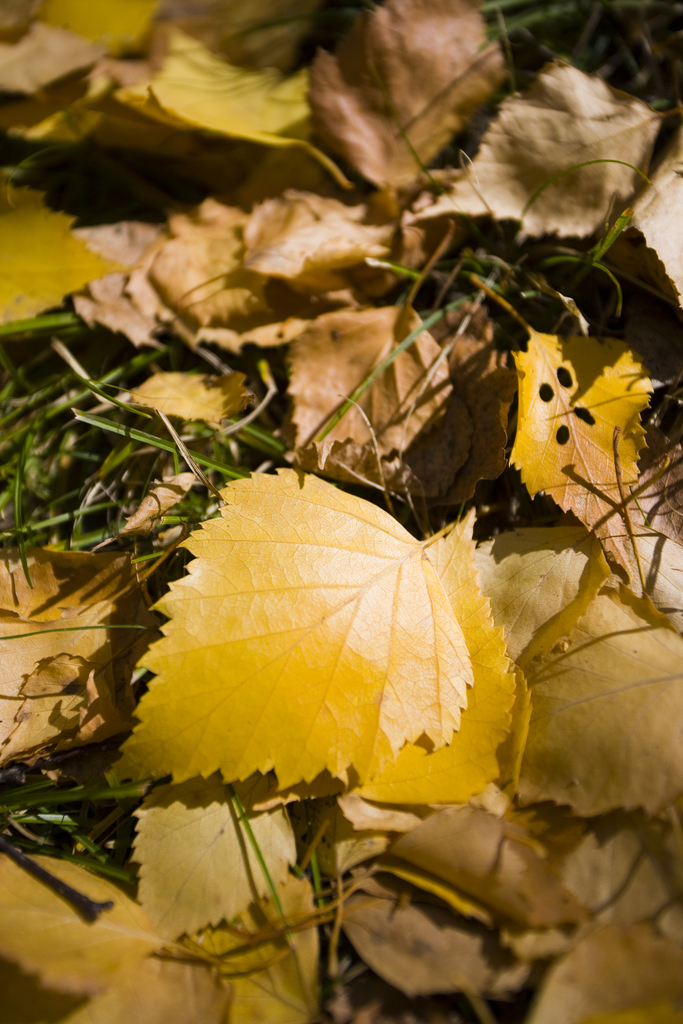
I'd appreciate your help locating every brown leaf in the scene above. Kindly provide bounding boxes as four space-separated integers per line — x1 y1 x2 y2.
72 222 164 267
122 473 195 537
289 306 450 468
624 295 683 389
341 884 529 998
326 973 459 1024
243 189 393 293
308 0 504 186
0 22 104 94
0 549 155 764
636 426 683 546
73 273 163 349
415 62 660 238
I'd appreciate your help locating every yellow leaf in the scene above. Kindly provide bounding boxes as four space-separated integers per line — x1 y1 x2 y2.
357 511 516 805
0 856 161 996
510 330 651 577
0 186 121 324
526 924 683 1024
519 584 683 815
581 1003 683 1024
119 469 473 788
115 31 348 185
475 525 610 667
132 370 252 427
0 957 86 1022
39 0 158 55
197 875 320 1024
134 773 296 940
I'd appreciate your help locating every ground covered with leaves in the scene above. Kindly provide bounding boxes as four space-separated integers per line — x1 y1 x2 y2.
3 1 683 1021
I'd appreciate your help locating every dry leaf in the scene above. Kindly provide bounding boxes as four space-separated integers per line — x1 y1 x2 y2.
0 22 104 94
308 0 504 186
475 525 610 667
290 796 390 875
197 874 320 1024
119 469 474 788
133 370 252 426
526 924 683 1024
243 189 392 292
0 185 122 324
73 272 163 348
0 0 42 31
72 221 164 267
122 472 194 537
415 62 660 238
0 548 155 764
289 306 450 464
341 884 529 998
519 584 683 816
116 30 343 181
56 957 232 1024
39 0 159 55
510 330 651 583
326 973 458 1024
624 295 683 389
635 427 683 545
134 773 296 940
0 854 161 996
337 792 426 834
356 511 516 806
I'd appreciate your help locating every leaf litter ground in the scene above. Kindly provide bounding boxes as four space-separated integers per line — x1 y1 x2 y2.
3 1 683 1022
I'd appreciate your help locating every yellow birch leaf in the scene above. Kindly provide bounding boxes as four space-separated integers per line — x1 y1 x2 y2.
197 875 320 1024
510 331 651 578
357 511 516 805
0 187 122 324
581 1003 683 1024
115 31 348 186
119 469 473 788
475 525 610 667
57 958 232 1024
134 773 296 940
39 0 158 55
519 584 683 815
132 370 252 427
0 856 161 996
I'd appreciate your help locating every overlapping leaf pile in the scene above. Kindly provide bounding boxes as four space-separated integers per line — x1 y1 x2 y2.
3 1 683 1022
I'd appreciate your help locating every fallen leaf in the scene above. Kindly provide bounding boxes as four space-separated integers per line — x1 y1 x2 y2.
475 525 610 667
337 792 427 834
134 773 296 940
308 0 504 186
116 30 345 182
582 1004 683 1024
0 185 122 324
73 273 162 349
289 306 450 460
624 294 683 389
415 62 660 238
55 957 232 1024
0 548 155 764
72 221 164 267
122 473 194 537
0 957 86 1023
39 0 159 55
526 924 683 1024
341 884 529 998
510 329 651 583
290 796 390 875
133 370 252 427
0 22 104 94
519 584 683 816
356 511 516 806
0 855 161 996
0 0 42 31
197 874 320 1024
119 469 474 788
635 426 683 546
326 973 457 1024
243 190 392 293
388 804 584 928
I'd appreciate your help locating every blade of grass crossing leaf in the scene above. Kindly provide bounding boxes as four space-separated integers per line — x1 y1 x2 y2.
522 160 651 217
1 624 155 640
590 206 634 262
226 784 289 925
315 298 470 442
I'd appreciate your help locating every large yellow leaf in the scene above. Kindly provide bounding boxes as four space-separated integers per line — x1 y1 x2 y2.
134 773 296 940
115 31 348 185
510 330 651 580
519 584 683 815
0 187 121 324
39 0 158 55
357 511 516 804
0 856 161 996
475 525 610 667
120 470 473 788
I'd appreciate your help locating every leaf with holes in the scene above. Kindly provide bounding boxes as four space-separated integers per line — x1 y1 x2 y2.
510 331 651 582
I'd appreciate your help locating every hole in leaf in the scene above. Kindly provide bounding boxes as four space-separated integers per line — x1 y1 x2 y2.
557 367 573 388
574 406 596 426
556 425 570 445
539 383 554 402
